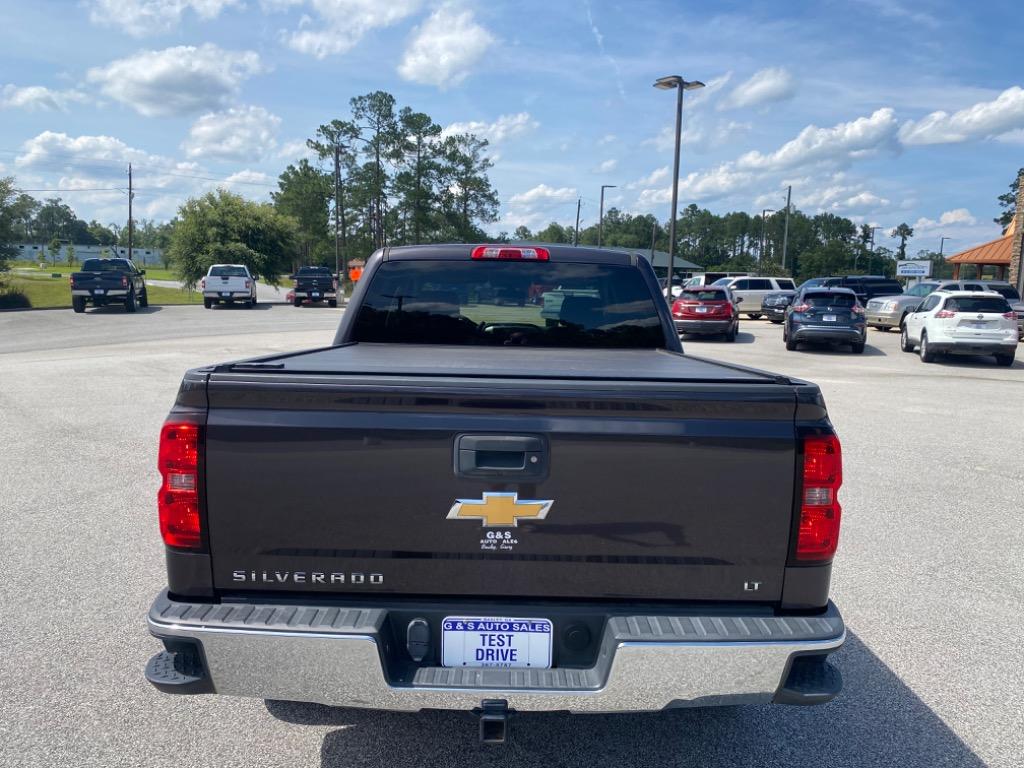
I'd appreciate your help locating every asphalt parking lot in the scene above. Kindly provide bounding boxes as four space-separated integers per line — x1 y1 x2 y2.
1 305 1021 768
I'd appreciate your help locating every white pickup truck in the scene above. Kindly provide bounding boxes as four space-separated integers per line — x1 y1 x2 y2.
201 264 257 309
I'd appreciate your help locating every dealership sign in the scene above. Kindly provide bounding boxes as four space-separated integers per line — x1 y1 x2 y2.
896 260 931 277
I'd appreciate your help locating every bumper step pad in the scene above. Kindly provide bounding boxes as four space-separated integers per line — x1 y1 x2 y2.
145 646 213 695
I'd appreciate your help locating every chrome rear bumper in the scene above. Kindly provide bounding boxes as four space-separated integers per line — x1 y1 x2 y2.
147 591 845 712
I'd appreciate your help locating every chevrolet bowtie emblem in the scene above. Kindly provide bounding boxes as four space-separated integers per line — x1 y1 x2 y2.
447 492 553 527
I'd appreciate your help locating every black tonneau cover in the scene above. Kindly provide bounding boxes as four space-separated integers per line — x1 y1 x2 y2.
225 344 790 384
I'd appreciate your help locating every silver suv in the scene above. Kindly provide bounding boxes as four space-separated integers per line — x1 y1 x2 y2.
865 280 992 331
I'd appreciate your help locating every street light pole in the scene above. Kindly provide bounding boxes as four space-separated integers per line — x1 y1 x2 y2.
654 75 704 298
938 236 951 280
869 226 883 275
598 185 616 247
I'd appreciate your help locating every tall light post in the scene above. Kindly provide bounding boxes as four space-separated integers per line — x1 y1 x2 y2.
654 75 704 296
598 185 616 247
938 236 951 280
760 208 774 265
869 226 883 275
781 185 792 273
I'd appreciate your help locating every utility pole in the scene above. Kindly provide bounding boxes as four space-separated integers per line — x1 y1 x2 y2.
574 198 581 246
869 226 882 275
650 220 657 261
781 186 791 273
127 163 134 264
598 184 616 247
333 146 341 280
938 236 951 281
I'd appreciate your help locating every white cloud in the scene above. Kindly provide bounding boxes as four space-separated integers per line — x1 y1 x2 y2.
898 86 1024 146
16 131 191 173
719 67 796 111
737 108 900 172
0 84 88 112
595 158 617 173
222 170 273 186
441 112 537 144
277 139 317 161
912 208 977 233
87 0 242 36
508 184 577 206
636 165 754 206
398 5 493 88
86 45 264 117
183 106 281 161
285 0 422 59
644 117 750 153
628 166 670 189
597 134 617 145
794 183 891 212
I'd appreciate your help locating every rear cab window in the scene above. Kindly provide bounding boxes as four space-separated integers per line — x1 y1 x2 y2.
82 259 132 272
776 279 795 290
209 266 248 277
352 260 667 348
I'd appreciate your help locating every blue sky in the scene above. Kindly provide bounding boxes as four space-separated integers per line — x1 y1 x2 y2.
1 0 1021 255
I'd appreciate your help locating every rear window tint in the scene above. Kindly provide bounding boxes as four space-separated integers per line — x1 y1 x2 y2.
682 289 727 301
297 266 333 275
81 259 131 272
776 279 795 290
209 266 248 277
943 296 1010 314
353 260 667 348
804 293 856 307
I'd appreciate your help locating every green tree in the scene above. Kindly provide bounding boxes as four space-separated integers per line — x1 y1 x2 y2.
65 242 76 266
394 107 442 244
272 160 331 267
512 225 533 241
996 168 1022 228
33 199 76 243
168 190 297 288
890 223 914 259
87 220 117 246
535 221 571 243
438 133 499 241
47 236 61 265
0 177 22 271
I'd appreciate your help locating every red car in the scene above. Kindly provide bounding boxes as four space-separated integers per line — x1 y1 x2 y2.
671 287 740 342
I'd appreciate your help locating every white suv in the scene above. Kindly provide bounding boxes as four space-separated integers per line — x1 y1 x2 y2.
901 291 1017 366
715 276 796 319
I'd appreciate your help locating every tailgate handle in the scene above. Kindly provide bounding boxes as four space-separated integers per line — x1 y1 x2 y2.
455 435 548 480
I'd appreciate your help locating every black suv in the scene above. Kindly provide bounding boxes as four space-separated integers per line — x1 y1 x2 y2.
802 276 902 303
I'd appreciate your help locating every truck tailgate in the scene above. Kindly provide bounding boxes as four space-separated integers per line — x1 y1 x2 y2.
203 346 800 603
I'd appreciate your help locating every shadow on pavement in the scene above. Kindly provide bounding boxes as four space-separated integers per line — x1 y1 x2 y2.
681 332 756 345
83 305 164 314
791 342 886 357
264 633 984 768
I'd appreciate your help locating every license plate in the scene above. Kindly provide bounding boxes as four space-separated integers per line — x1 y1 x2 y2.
442 616 552 669
94 289 104 295
823 314 837 322
221 292 231 297
695 306 709 313
964 322 988 328
311 292 321 298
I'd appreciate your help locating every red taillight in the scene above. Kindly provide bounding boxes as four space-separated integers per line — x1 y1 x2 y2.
200 278 206 289
791 303 811 313
852 305 865 315
69 276 76 288
1003 311 1017 320
796 434 842 562
471 245 550 261
158 421 202 549
121 276 128 288
244 279 251 289
935 309 956 318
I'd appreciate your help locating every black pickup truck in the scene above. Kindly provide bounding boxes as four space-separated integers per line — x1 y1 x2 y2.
70 258 148 313
290 265 338 307
146 244 845 741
